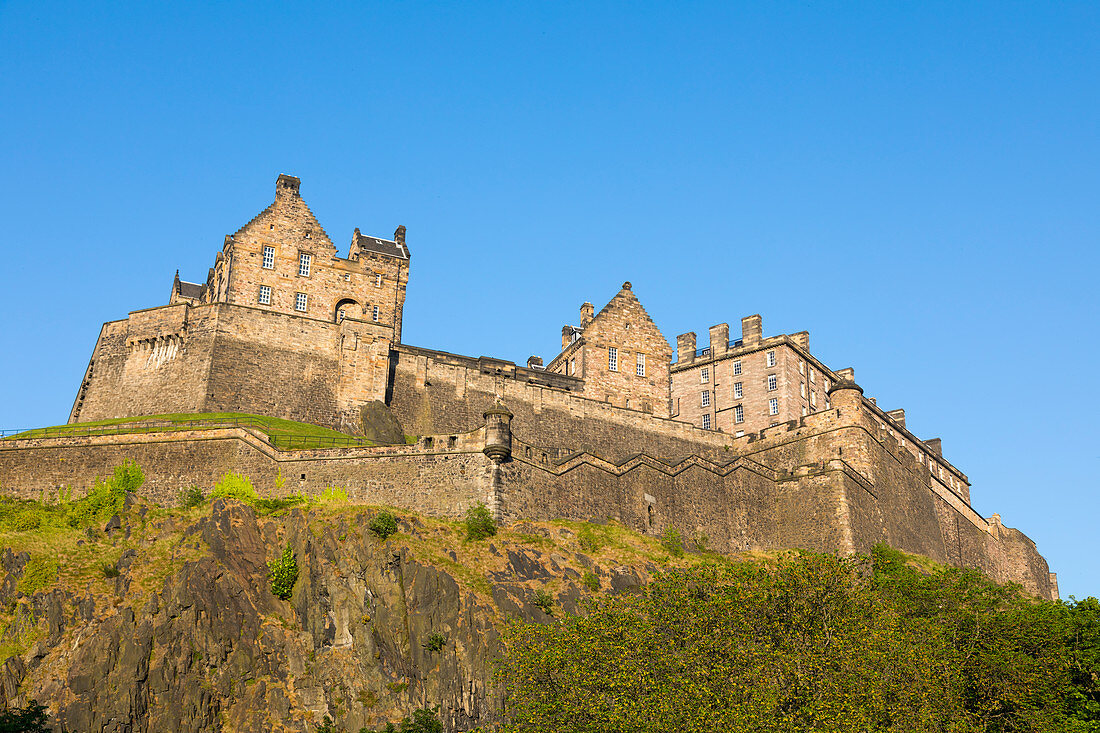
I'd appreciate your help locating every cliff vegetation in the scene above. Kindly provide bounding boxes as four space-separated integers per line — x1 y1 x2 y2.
0 463 1093 732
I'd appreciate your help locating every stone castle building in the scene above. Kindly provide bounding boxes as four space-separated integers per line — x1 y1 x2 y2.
0 174 1057 600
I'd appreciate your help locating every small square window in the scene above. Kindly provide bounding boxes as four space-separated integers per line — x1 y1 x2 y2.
766 350 776 367
262 246 275 269
701 390 710 407
608 346 618 372
769 397 779 415
734 404 744 423
298 253 312 277
701 367 709 383
258 285 271 305
636 353 645 377
295 292 307 312
732 360 742 375
767 374 778 391
702 414 711 430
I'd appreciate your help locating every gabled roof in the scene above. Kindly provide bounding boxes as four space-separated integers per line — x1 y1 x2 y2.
353 229 410 260
177 281 203 299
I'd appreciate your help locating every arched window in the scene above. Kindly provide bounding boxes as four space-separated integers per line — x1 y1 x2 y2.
334 298 362 323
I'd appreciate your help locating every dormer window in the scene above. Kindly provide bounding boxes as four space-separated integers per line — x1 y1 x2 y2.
298 253 311 277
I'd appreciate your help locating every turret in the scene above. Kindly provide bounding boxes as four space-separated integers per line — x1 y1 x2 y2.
826 379 864 415
483 403 513 463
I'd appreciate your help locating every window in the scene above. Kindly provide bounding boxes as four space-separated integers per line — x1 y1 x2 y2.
569 358 576 375
702 414 711 430
372 305 380 321
801 406 807 416
810 391 817 406
295 292 307 312
732 360 742 375
608 347 618 371
824 378 830 392
800 382 806 398
734 404 744 423
799 360 805 375
733 381 743 398
262 246 275 269
766 350 776 367
258 285 271 305
919 452 924 464
735 430 744 437
769 398 779 415
375 273 382 287
767 374 778 391
810 369 816 383
636 353 645 377
701 390 710 407
298 253 311 277
701 367 709 383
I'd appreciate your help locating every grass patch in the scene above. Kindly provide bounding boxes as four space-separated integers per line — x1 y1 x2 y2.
17 557 57 596
5 412 373 450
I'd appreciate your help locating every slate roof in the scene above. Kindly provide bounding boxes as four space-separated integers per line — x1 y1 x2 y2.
354 231 409 259
177 281 204 299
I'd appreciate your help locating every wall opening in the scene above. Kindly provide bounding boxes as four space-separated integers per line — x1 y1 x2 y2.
334 298 362 323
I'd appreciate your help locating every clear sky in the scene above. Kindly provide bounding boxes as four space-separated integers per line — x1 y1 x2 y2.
1 2 1097 598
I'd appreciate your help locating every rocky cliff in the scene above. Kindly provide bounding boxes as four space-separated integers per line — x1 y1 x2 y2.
0 497 660 732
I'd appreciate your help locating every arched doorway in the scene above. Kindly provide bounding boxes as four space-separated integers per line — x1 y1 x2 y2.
334 298 363 323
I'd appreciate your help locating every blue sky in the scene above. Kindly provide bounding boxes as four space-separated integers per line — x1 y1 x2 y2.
0 2 1097 598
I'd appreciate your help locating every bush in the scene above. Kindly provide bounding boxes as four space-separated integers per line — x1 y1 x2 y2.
17 557 57 596
360 707 443 733
253 494 307 516
464 503 496 540
66 460 143 528
210 472 258 504
369 511 399 540
100 562 120 578
315 717 338 733
317 486 349 505
179 485 205 509
660 527 684 557
267 544 298 600
581 570 600 591
0 699 49 732
577 525 604 554
422 632 446 652
693 533 709 553
531 589 554 616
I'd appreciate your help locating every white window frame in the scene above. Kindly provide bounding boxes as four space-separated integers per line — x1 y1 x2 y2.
636 353 645 377
295 292 307 312
375 273 383 287
766 350 776 367
701 414 711 430
701 367 709 383
799 360 805 375
701 390 710 407
769 397 779 415
733 382 743 399
262 246 275 270
810 391 817 406
569 358 576 375
608 347 618 372
800 382 806 398
258 285 271 305
767 374 778 391
810 369 816 384
372 305 380 322
298 252 312 277
732 360 742 375
734 404 744 424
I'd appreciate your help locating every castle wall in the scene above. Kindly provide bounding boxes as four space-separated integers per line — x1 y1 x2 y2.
0 428 493 518
388 345 729 463
71 305 217 423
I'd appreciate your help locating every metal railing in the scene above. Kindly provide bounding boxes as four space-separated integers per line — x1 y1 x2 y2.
0 416 378 451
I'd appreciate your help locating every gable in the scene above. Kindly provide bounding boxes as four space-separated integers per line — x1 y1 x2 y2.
583 282 672 359
232 181 338 256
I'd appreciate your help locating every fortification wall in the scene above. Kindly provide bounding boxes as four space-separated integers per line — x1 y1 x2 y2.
388 345 729 463
0 429 493 519
73 305 216 423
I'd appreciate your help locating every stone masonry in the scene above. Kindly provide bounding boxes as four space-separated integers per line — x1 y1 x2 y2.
0 173 1054 600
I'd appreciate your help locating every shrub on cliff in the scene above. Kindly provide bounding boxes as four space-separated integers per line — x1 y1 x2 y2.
0 699 49 732
496 547 1100 732
267 544 298 600
369 511 398 540
359 706 443 733
210 472 258 504
65 459 143 529
465 503 496 540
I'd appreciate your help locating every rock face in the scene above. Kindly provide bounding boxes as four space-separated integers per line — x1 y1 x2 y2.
0 500 648 732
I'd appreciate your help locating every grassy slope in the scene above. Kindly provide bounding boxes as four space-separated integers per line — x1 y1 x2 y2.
4 413 374 449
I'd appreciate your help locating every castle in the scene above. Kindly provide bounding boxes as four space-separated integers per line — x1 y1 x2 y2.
0 175 1057 600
